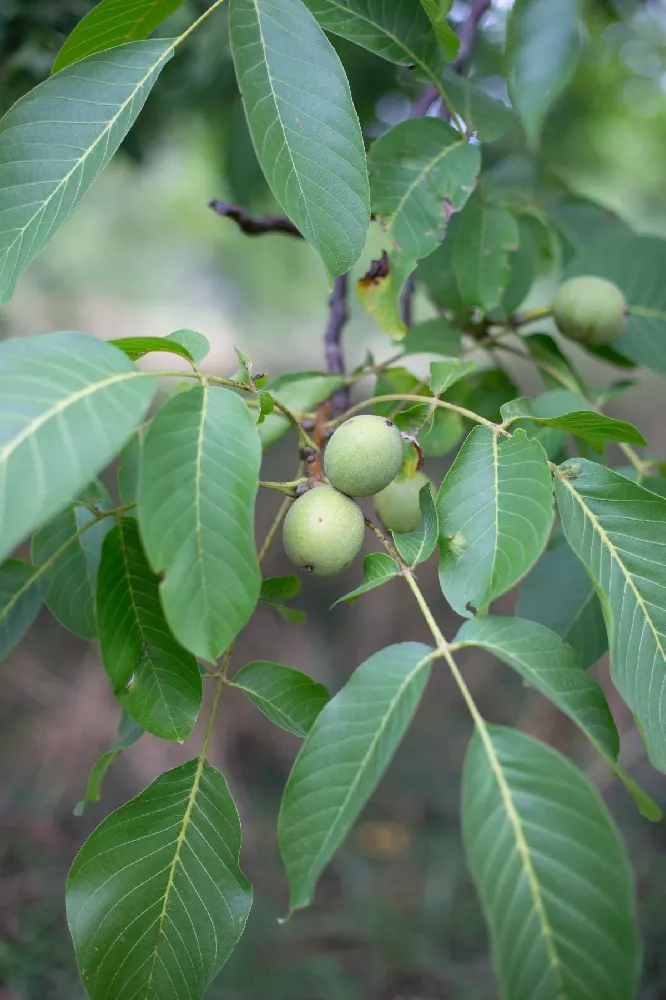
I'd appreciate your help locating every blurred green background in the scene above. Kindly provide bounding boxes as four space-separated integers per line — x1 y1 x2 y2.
2 1 666 997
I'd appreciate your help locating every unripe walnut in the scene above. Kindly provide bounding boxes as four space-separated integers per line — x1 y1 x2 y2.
374 471 431 534
282 485 364 576
553 275 627 347
324 414 404 497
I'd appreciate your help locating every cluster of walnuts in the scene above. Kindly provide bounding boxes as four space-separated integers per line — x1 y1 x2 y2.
283 415 429 576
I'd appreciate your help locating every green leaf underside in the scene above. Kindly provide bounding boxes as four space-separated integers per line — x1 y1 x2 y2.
502 402 646 448
118 428 144 505
108 336 195 364
454 616 618 760
331 552 399 606
507 0 580 149
430 359 476 396
368 118 480 266
517 531 608 670
0 560 47 663
565 235 666 373
401 317 461 356
453 198 519 312
0 332 154 564
554 459 666 772
419 0 459 60
75 712 144 815
32 501 112 640
462 725 639 1000
301 0 445 85
229 0 369 277
278 642 433 912
52 0 186 73
258 373 345 447
139 385 261 661
97 518 202 741
0 40 174 303
437 428 554 617
67 759 252 1000
231 661 330 737
166 329 210 364
393 485 438 567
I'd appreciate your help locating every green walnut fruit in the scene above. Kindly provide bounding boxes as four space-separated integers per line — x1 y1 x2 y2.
374 471 431 534
552 275 627 347
282 485 364 576
324 414 404 497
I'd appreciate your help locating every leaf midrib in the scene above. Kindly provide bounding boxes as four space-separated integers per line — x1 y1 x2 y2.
386 136 467 236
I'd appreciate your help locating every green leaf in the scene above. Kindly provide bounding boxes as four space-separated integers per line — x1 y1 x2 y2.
97 518 202 741
108 336 196 364
118 427 144 505
139 385 261 661
501 216 535 315
507 0 581 149
453 616 618 760
565 235 666 373
301 0 445 86
547 198 632 265
501 398 645 449
32 499 112 640
439 68 515 142
554 459 666 772
500 389 586 460
259 372 345 448
368 118 480 267
278 642 434 913
416 214 464 313
0 332 154 563
517 530 607 670
67 759 252 1000
260 574 305 622
449 368 518 423
437 428 554 617
524 333 582 393
52 0 185 73
462 725 639 1000
401 317 461 357
357 253 410 339
231 661 330 737
229 0 369 277
453 198 520 312
0 560 46 664
429 359 476 396
256 390 274 424
393 485 437 568
331 552 400 607
420 408 463 457
0 40 174 303
419 0 459 61
74 712 143 816
166 329 210 364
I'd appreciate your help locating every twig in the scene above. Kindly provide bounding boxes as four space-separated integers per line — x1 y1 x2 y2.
411 84 439 118
324 273 350 415
452 0 491 73
399 272 416 329
208 200 302 238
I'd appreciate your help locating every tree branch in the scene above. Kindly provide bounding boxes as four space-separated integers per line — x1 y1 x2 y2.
323 273 350 415
208 200 302 237
453 0 492 73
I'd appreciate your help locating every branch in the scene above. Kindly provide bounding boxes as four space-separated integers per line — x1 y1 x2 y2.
324 273 350 415
452 0 491 72
208 200 302 238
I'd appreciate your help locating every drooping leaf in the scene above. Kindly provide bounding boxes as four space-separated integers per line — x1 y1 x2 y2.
453 197 519 312
453 616 618 760
229 0 369 277
501 398 645 449
0 332 154 563
554 459 666 772
260 575 305 622
401 317 461 357
74 712 144 815
231 661 330 737
419 0 459 61
301 0 445 86
429 359 476 396
437 428 553 617
439 67 515 142
393 485 438 568
166 329 210 364
0 560 47 664
507 0 581 149
517 529 607 670
462 725 639 1000
97 518 202 741
139 385 261 661
107 336 196 365
565 235 666 373
259 372 345 448
278 642 434 913
52 0 186 73
0 40 174 303
357 252 410 339
368 118 480 267
32 497 112 640
331 552 400 607
256 390 275 423
67 759 252 1000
